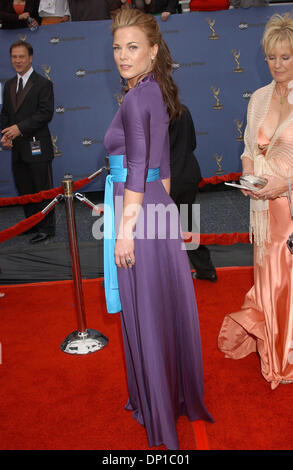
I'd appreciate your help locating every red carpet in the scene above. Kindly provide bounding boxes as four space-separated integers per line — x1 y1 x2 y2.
1 266 293 450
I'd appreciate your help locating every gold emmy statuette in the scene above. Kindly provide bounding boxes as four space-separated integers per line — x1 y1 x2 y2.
211 86 223 110
206 18 219 40
213 153 224 175
52 135 62 157
18 34 27 42
41 65 51 81
232 50 243 73
234 119 244 142
114 93 123 107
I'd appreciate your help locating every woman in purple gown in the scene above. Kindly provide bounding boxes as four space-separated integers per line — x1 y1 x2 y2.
103 8 213 449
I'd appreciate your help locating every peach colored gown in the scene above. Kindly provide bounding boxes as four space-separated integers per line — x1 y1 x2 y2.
218 129 293 390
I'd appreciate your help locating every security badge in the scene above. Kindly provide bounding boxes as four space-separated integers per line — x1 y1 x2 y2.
30 137 42 156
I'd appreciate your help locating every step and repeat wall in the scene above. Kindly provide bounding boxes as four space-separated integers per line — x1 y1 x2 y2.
0 4 291 197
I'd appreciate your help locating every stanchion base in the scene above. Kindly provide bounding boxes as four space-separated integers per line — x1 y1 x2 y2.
60 329 108 355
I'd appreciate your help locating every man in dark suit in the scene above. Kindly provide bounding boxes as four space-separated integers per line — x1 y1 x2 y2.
1 40 55 243
169 104 217 282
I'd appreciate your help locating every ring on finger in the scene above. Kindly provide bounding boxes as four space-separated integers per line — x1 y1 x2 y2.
126 258 132 265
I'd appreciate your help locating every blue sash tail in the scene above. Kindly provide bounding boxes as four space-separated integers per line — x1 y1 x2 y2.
104 155 160 314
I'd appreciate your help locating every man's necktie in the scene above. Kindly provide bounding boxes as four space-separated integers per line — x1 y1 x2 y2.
16 77 23 104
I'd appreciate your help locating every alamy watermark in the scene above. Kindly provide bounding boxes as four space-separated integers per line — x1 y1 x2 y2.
91 197 200 251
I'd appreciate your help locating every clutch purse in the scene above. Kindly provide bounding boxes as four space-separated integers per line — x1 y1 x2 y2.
239 175 268 190
225 174 267 191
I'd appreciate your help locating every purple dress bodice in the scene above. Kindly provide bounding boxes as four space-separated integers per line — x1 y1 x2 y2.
104 76 170 193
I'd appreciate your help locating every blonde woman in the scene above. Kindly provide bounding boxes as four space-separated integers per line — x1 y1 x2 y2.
218 13 293 389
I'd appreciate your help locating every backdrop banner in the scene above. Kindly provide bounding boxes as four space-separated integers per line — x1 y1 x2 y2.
0 5 291 197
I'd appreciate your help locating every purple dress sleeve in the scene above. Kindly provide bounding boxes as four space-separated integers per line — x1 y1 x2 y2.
121 88 151 194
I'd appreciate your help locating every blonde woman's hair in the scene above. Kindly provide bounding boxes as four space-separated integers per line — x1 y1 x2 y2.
111 8 182 121
262 13 293 55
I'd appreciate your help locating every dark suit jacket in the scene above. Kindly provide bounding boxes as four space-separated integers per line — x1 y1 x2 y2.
169 105 202 196
1 70 54 162
0 0 41 29
152 0 179 14
68 0 110 20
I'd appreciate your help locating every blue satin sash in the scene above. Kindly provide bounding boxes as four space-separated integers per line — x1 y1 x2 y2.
104 155 160 314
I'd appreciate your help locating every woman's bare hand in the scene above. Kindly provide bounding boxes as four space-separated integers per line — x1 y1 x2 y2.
115 236 135 269
251 174 287 200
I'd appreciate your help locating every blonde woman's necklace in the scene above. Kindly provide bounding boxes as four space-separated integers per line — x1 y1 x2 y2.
275 84 289 105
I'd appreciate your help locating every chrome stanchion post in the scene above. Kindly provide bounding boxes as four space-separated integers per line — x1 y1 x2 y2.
63 174 87 332
60 174 108 355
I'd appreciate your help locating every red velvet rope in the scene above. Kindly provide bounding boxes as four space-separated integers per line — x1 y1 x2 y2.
182 231 249 245
0 211 46 243
0 215 250 245
0 172 248 245
0 176 90 207
0 216 250 245
199 172 241 188
200 232 249 244
0 172 241 207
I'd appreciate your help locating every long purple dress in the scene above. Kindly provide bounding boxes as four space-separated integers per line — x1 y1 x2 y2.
104 75 213 450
